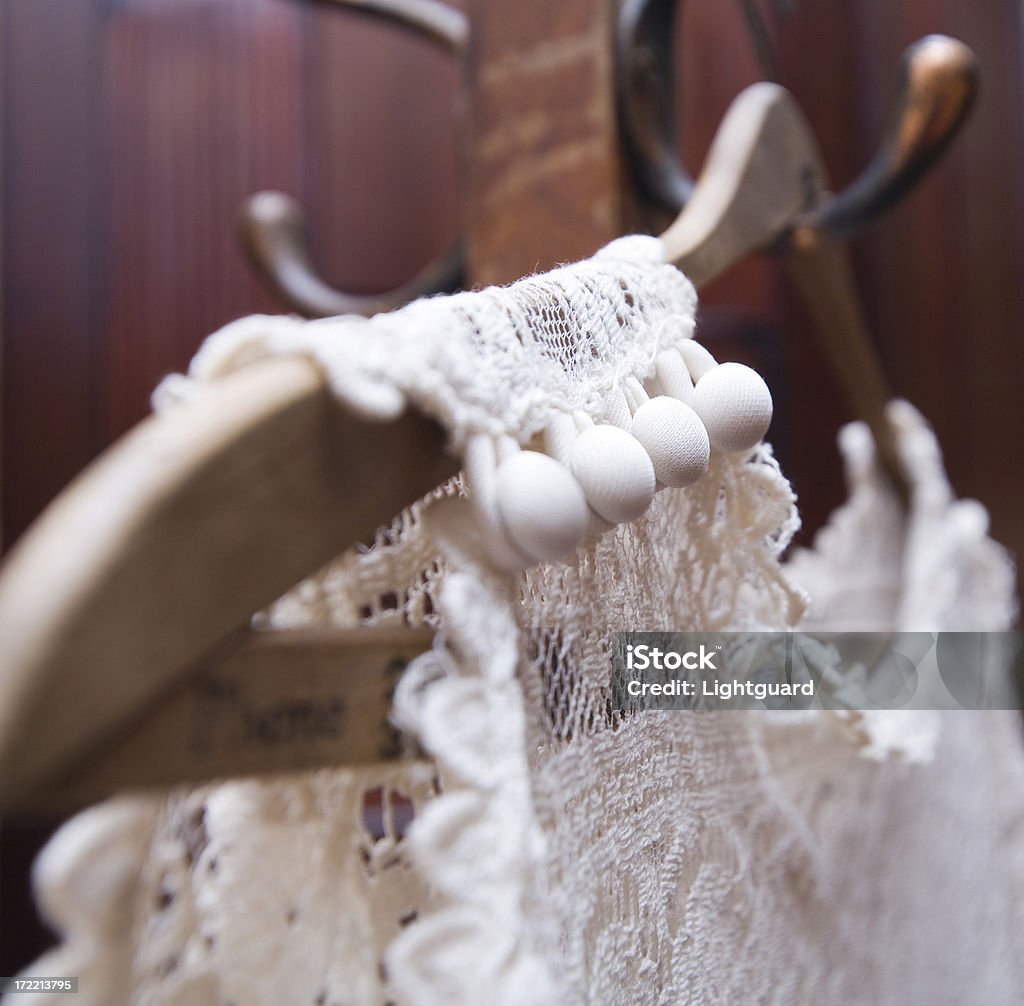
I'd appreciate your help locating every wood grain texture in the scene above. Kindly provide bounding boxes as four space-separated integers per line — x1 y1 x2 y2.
18 627 432 814
1 2 109 968
0 357 455 806
2 0 105 544
464 0 623 285
306 1 461 294
101 0 309 439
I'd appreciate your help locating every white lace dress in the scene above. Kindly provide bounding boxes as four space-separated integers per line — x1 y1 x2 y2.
10 239 1023 1005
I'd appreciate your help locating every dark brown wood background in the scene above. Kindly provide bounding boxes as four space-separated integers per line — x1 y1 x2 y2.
3 0 1023 974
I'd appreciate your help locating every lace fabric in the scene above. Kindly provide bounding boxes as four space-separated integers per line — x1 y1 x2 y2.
9 242 1023 1005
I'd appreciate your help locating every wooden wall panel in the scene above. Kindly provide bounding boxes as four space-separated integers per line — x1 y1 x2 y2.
770 0 878 531
1 0 465 549
100 0 309 438
464 0 623 284
813 0 1024 559
1 0 106 973
306 4 460 294
2 1 105 545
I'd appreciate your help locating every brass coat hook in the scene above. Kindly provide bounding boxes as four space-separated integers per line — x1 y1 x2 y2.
621 9 977 499
309 0 469 54
240 0 467 318
240 192 463 319
808 35 978 238
619 3 978 244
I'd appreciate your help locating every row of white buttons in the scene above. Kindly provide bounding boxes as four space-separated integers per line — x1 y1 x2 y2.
467 341 773 570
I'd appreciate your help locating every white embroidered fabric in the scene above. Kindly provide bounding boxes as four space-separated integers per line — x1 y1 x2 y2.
9 239 1024 1005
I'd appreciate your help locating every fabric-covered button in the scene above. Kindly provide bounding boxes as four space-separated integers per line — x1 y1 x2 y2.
631 396 710 488
494 450 589 563
569 425 656 523
691 362 773 452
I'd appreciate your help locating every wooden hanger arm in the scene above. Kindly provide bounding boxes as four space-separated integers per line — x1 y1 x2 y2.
660 83 824 287
12 626 432 814
0 359 455 808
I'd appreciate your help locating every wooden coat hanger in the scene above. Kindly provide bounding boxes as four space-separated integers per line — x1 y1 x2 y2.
0 37 976 814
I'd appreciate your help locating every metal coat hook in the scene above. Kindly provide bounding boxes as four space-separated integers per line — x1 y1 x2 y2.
616 0 783 217
240 0 467 318
618 1 978 242
240 192 463 319
619 7 977 499
243 0 977 362
805 34 978 238
309 0 469 53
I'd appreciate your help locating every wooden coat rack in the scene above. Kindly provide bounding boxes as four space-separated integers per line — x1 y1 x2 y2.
0 0 979 813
